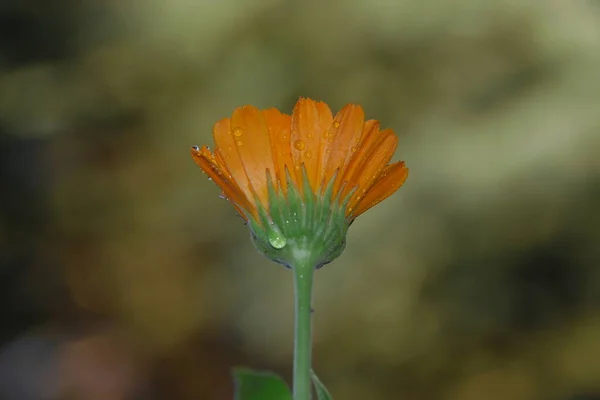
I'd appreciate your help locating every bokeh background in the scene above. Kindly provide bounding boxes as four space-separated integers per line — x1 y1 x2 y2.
1 1 599 399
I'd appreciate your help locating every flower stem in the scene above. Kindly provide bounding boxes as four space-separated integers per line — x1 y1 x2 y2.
292 259 315 400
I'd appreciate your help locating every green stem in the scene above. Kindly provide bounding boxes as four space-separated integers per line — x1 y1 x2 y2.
292 259 315 400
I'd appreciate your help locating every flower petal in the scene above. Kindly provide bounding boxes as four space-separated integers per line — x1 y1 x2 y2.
291 98 333 193
346 129 398 211
212 117 254 201
190 145 254 219
350 162 409 218
323 104 365 196
338 119 379 200
230 105 276 208
264 108 293 192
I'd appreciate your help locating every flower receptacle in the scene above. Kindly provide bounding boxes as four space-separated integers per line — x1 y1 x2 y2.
248 167 350 269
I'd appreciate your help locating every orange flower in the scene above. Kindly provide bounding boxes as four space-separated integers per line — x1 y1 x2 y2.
191 98 408 220
191 98 408 267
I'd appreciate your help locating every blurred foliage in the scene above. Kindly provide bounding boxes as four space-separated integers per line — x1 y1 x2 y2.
1 0 599 399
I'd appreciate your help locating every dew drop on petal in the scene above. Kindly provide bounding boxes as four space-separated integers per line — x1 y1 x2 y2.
334 121 340 128
294 139 305 151
351 146 357 152
237 140 243 146
233 128 243 137
305 151 312 159
192 145 199 151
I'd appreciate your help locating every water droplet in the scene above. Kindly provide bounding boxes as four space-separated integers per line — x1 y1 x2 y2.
207 177 212 181
294 140 305 151
328 137 334 143
268 225 287 249
192 145 199 151
307 133 313 139
333 121 340 128
351 146 357 152
323 131 330 139
233 128 243 137
305 151 312 159
237 140 243 146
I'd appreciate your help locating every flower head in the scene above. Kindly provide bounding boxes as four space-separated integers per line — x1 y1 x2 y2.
191 98 408 268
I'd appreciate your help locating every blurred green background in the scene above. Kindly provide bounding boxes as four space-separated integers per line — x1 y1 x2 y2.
1 1 599 399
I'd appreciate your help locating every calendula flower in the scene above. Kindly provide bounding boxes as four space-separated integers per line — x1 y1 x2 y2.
191 98 408 268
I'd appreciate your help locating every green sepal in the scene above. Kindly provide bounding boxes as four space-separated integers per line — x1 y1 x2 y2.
247 165 350 269
311 370 333 400
233 368 292 400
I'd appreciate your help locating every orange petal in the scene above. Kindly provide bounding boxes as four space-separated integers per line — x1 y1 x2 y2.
323 104 365 196
230 105 276 208
190 146 254 219
338 119 380 200
202 146 253 219
290 98 333 192
212 117 254 202
350 162 408 218
264 108 293 192
347 129 398 211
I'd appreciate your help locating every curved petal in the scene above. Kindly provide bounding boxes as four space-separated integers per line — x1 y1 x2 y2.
264 108 293 192
338 119 379 200
350 162 409 218
212 117 254 203
190 146 254 219
323 104 365 196
347 129 398 210
290 98 333 192
230 105 276 208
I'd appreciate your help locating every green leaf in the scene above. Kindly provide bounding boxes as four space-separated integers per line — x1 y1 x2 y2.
233 368 292 400
311 370 333 400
